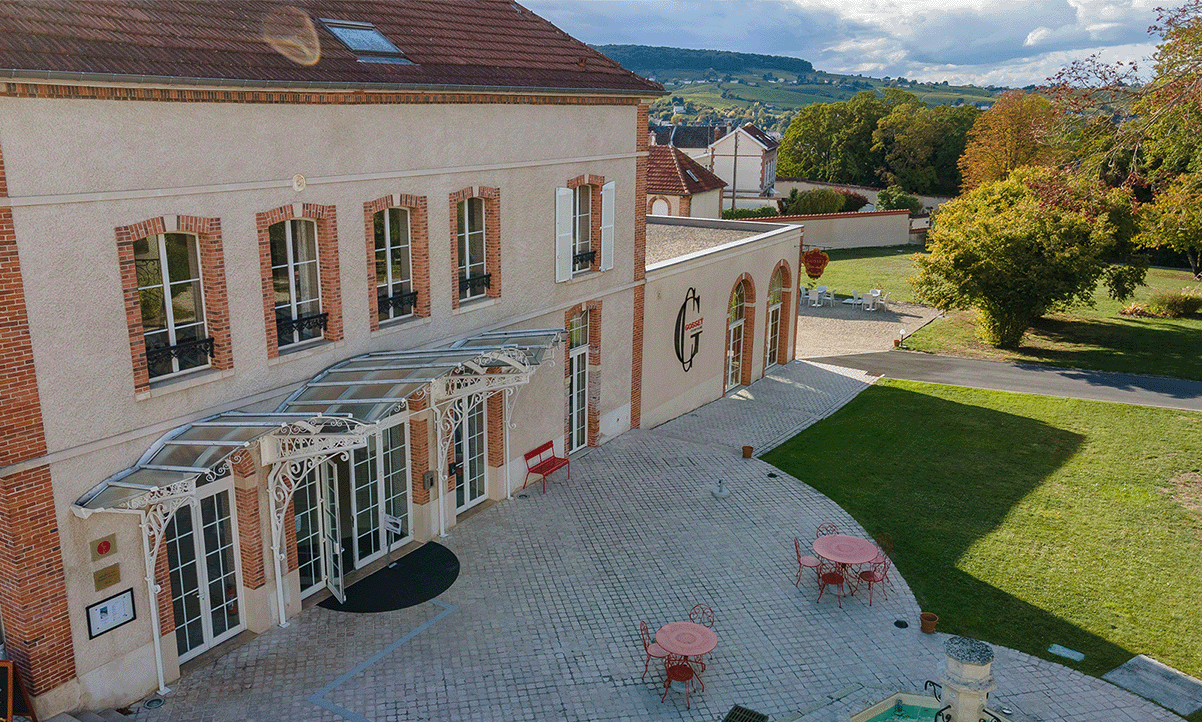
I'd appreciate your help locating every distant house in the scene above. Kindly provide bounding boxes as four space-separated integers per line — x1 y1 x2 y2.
708 124 779 209
649 124 728 161
646 146 728 218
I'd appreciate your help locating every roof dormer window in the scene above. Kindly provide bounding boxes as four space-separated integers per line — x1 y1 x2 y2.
319 19 412 64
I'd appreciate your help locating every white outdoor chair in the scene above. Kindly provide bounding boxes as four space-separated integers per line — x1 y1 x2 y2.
809 288 821 307
842 290 860 306
862 293 877 311
822 287 836 307
876 292 891 311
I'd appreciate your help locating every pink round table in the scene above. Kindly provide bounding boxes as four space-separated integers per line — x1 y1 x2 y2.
812 534 878 566
656 621 717 657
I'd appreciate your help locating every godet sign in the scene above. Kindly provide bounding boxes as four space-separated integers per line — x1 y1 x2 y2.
674 287 703 371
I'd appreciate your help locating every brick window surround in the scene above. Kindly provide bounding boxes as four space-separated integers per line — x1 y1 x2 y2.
764 261 794 370
257 203 342 359
117 215 232 393
449 187 500 310
566 174 604 273
564 301 602 448
728 274 757 387
364 194 430 331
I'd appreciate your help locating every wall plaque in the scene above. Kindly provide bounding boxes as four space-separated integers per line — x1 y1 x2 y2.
93 563 121 592
90 533 117 562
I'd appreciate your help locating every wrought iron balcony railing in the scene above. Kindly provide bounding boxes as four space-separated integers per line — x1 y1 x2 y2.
572 249 596 267
146 336 215 369
458 273 491 294
380 290 419 316
278 311 329 338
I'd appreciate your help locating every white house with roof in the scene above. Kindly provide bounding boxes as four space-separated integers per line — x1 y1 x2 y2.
707 124 779 211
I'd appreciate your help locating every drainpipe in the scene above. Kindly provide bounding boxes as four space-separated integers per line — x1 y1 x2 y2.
504 388 513 499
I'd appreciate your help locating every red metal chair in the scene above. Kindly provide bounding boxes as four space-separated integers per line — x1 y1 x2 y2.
661 654 704 708
871 532 894 590
794 536 821 586
871 532 893 564
816 560 847 607
816 522 839 537
639 620 668 680
857 558 891 606
688 603 715 629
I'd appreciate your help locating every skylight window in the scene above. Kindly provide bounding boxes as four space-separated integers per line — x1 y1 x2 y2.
685 170 699 182
319 19 412 64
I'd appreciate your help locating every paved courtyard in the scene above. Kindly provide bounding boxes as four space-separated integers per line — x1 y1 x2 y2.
133 360 1182 722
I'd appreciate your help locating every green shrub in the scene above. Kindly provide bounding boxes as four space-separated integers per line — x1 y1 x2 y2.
721 206 779 219
877 185 923 215
1145 288 1202 317
784 188 845 215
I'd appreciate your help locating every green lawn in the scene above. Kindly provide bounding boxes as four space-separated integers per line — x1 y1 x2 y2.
763 380 1202 714
812 247 1202 381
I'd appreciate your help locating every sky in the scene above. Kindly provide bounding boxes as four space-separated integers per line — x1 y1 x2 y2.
522 0 1163 88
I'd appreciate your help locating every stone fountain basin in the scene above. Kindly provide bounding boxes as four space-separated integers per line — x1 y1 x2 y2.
849 692 1013 722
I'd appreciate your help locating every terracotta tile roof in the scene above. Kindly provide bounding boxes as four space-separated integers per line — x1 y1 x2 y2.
647 145 726 196
0 0 664 94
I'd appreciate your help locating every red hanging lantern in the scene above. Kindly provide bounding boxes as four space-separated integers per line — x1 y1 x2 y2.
803 248 829 279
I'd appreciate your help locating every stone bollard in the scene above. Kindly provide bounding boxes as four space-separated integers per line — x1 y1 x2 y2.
940 636 997 722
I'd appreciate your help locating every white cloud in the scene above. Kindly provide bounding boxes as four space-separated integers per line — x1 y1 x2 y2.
523 0 1161 86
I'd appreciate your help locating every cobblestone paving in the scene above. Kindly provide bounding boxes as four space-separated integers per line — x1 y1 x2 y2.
135 362 1182 722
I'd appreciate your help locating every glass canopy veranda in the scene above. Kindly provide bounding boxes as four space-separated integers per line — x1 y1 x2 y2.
69 328 563 694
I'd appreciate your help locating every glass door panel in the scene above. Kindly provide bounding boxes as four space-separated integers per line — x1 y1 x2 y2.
455 399 487 512
165 486 243 663
766 304 781 368
294 467 323 596
569 349 588 452
321 462 345 603
726 321 743 390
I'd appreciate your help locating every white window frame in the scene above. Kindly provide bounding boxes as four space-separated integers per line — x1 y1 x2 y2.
457 197 487 301
374 207 414 321
568 311 589 452
766 269 783 369
726 285 745 391
556 180 615 282
136 232 209 379
271 219 323 347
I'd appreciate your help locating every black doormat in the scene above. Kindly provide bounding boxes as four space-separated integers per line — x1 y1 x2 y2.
318 542 459 613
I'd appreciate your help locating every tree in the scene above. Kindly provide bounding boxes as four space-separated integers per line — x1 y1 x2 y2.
912 168 1144 347
1135 173 1202 277
877 185 922 214
836 189 869 212
958 91 1061 192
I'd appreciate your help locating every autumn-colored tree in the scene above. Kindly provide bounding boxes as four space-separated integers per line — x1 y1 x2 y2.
958 91 1061 192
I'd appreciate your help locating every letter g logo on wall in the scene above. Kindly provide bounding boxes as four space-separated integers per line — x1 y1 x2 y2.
674 287 704 372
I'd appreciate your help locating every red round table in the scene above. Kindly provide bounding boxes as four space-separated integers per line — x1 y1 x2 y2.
656 621 717 657
812 534 878 566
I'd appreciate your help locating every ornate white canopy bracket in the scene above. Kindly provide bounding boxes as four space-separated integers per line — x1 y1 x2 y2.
263 417 374 628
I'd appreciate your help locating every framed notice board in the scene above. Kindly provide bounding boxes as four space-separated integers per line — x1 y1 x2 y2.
0 660 38 722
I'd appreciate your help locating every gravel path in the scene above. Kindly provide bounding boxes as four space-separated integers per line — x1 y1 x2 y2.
795 299 942 358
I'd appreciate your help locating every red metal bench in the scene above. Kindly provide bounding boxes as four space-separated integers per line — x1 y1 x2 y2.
523 440 570 494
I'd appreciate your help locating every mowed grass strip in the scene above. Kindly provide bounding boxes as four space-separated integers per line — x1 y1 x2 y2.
814 248 1202 381
763 380 1202 685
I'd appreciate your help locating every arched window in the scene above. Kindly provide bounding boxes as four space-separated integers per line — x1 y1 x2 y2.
651 197 670 215
765 268 784 369
726 283 745 390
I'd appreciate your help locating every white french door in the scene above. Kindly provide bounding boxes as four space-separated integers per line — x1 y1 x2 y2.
569 346 588 452
765 302 781 369
455 399 487 513
165 482 243 663
726 319 744 390
294 423 413 601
